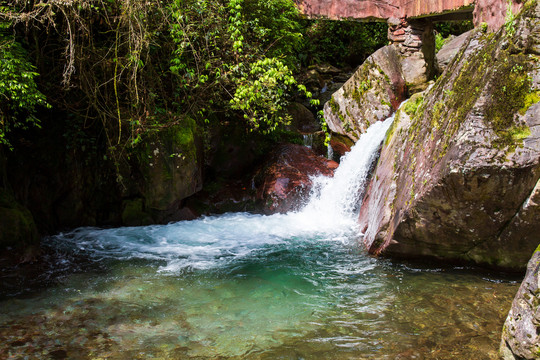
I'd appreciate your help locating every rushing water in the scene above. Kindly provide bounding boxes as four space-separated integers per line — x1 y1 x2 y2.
0 117 519 359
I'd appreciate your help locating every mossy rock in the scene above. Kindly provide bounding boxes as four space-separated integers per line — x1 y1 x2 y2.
135 118 203 213
0 189 39 248
121 198 153 226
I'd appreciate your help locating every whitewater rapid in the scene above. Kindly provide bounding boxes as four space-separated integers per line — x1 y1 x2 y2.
45 115 395 273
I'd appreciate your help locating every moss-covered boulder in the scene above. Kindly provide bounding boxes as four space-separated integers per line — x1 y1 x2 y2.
323 45 408 141
0 188 38 248
358 1 540 270
134 118 203 223
500 246 540 359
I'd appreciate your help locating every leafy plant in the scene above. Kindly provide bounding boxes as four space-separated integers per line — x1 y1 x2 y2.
0 29 49 149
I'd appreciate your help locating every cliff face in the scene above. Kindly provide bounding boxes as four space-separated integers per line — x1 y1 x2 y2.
355 1 540 270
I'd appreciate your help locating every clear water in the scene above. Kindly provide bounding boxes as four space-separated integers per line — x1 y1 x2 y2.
0 117 519 359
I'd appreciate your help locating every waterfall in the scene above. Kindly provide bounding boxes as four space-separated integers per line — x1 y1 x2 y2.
327 142 334 160
302 134 313 149
298 115 395 226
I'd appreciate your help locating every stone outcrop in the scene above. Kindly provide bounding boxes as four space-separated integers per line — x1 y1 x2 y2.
323 45 407 141
254 144 337 213
356 1 540 270
500 247 540 359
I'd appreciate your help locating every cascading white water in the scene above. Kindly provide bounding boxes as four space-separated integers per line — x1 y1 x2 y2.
302 133 313 149
296 115 395 227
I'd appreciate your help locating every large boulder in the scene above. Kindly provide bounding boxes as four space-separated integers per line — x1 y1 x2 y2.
500 247 540 359
134 118 203 223
323 45 408 141
254 144 337 213
358 2 540 270
0 188 39 248
0 150 39 248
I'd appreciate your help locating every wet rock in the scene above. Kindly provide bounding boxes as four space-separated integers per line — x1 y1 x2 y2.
500 247 540 359
329 134 354 160
358 2 540 270
436 30 474 74
254 144 336 213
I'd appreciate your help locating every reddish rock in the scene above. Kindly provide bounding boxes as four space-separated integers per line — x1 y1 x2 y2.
254 144 335 213
474 0 523 31
330 137 352 159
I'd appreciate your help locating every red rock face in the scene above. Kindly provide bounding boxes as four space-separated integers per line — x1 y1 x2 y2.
254 144 337 214
295 0 398 20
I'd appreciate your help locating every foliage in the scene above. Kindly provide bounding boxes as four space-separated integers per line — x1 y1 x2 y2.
435 33 448 53
1 0 389 166
0 29 49 149
230 57 298 132
298 20 387 67
505 0 517 36
434 20 474 53
434 20 473 38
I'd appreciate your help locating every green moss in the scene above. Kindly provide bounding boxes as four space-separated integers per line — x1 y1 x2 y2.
520 91 540 115
122 198 153 226
485 53 533 151
404 93 424 117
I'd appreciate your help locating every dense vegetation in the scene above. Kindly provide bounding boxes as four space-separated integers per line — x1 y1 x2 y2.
0 0 386 162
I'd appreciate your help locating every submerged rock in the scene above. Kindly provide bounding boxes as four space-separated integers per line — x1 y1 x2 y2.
357 1 540 270
500 247 540 359
254 144 337 213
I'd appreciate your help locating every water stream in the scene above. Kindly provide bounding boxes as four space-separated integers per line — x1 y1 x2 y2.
0 116 519 359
